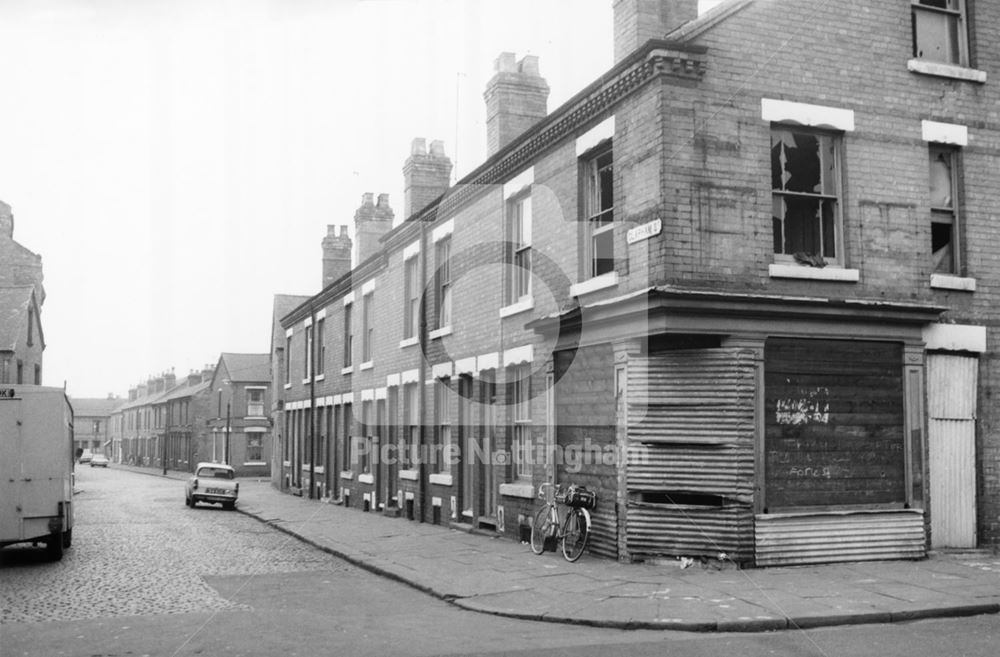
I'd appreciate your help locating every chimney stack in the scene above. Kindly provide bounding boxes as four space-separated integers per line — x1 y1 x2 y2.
354 192 394 265
403 138 453 219
483 53 549 157
613 0 698 63
322 224 352 288
164 370 176 391
187 370 202 386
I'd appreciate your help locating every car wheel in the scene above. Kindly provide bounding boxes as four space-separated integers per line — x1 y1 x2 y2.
62 529 73 548
223 501 235 511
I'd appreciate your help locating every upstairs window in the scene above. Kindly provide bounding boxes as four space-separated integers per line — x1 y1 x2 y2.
436 237 452 329
912 0 969 67
506 194 532 304
304 323 313 380
770 128 842 264
284 335 291 384
343 303 353 368
316 318 325 375
362 292 374 363
929 145 961 274
247 387 265 417
403 255 419 340
583 145 614 278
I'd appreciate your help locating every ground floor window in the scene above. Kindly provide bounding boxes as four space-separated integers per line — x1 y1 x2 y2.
247 433 263 461
763 338 907 511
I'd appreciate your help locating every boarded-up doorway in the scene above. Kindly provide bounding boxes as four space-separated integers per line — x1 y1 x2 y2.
927 354 978 548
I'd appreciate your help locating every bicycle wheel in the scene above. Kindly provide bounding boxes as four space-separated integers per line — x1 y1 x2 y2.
530 505 557 555
561 508 590 562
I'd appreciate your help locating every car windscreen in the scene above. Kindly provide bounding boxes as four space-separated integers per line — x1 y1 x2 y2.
198 468 235 479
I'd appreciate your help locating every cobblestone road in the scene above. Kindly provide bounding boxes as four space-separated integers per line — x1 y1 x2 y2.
0 466 359 624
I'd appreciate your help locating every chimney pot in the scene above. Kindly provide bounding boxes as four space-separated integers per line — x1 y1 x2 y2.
362 192 374 206
411 137 427 155
495 51 517 73
403 138 453 219
483 52 550 157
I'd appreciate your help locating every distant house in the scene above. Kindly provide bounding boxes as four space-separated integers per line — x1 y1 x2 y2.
0 287 43 385
0 201 46 385
207 353 273 477
70 396 122 456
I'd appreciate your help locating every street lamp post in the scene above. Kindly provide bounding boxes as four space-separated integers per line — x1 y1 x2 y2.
225 401 231 465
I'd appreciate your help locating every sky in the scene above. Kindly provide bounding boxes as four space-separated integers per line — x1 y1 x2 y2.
0 0 723 399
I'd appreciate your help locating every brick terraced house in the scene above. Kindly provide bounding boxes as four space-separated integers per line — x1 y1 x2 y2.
275 0 1000 566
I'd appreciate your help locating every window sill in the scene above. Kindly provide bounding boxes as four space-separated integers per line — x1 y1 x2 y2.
399 336 419 349
769 263 859 282
283 383 292 390
340 470 354 481
429 326 453 340
569 272 618 297
499 297 534 318
243 461 267 467
358 473 375 485
313 374 325 382
311 466 325 475
399 469 419 481
359 361 374 371
930 274 976 292
907 58 987 83
244 416 267 421
499 482 535 499
341 366 353 375
429 473 453 487
301 378 311 385
282 460 291 467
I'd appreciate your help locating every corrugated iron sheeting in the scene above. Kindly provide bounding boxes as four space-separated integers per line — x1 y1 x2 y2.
625 349 756 561
627 444 754 501
627 504 755 562
755 511 926 566
928 355 978 420
587 506 618 559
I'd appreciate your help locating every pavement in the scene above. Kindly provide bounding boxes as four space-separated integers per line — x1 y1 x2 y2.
118 464 1000 633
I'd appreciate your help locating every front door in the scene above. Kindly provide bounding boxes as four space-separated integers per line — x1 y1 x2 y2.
928 354 978 548
479 372 497 521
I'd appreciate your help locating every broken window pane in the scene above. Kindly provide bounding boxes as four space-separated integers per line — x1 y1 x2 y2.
929 151 953 208
771 128 840 261
929 145 958 274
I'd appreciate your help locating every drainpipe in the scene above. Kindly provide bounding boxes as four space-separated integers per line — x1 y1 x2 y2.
418 216 429 522
308 303 317 499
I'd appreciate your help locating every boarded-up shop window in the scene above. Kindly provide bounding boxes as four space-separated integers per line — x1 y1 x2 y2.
764 339 905 510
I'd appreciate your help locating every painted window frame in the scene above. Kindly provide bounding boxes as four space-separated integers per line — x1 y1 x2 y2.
770 126 845 266
510 365 531 481
912 0 970 67
362 291 374 363
403 255 420 340
928 143 963 276
343 303 353 368
435 237 452 329
581 141 615 280
506 192 532 305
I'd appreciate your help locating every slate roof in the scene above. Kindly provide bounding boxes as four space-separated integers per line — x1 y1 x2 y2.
219 353 270 383
0 286 33 351
70 397 125 417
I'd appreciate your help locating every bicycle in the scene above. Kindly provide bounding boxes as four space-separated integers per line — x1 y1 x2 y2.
529 482 596 562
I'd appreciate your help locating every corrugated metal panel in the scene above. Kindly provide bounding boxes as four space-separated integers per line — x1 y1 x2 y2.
628 350 755 445
627 444 754 501
928 351 979 548
755 511 926 566
627 504 754 562
587 506 618 559
928 355 978 420
625 349 756 562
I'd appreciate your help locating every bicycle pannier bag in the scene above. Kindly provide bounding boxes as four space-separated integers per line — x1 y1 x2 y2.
564 486 597 510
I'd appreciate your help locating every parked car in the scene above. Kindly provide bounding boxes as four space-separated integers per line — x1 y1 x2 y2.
185 462 238 510
79 450 93 464
89 454 110 468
